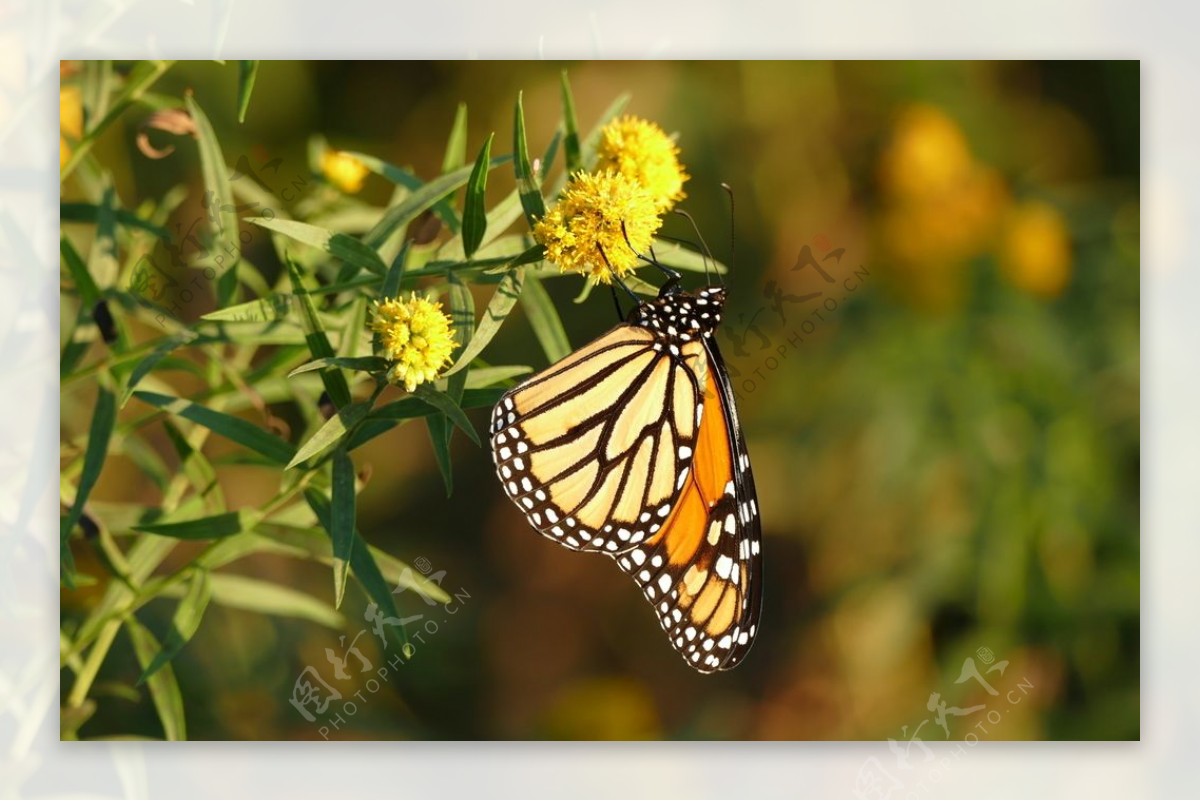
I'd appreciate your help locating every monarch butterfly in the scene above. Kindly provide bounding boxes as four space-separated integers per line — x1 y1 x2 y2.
490 273 762 673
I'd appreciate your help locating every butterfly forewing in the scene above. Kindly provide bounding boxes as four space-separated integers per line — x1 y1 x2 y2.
490 326 705 555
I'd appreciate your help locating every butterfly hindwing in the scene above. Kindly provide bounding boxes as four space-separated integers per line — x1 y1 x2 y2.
611 340 761 672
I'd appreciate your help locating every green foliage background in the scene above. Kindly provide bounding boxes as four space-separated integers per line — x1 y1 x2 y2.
59 60 1138 741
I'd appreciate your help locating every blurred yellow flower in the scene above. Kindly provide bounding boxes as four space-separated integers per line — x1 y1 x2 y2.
534 170 662 284
60 85 83 169
877 103 1014 311
320 149 369 193
370 294 457 392
595 115 688 211
879 105 973 202
1000 200 1072 299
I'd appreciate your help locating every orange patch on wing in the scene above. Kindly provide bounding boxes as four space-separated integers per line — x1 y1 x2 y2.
644 367 734 567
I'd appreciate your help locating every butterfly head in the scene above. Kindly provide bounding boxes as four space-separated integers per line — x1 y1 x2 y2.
631 285 726 342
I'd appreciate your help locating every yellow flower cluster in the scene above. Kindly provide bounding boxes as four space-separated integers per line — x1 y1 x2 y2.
534 115 688 284
321 149 370 194
370 294 457 392
595 116 688 212
534 171 662 284
878 104 1072 305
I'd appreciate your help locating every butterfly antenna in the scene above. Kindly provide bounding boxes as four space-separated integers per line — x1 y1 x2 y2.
609 284 624 320
621 220 679 289
721 182 737 278
674 208 723 287
597 243 641 307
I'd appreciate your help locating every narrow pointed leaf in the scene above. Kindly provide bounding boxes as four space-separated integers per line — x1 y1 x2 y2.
355 154 510 249
137 569 212 684
287 400 372 469
462 133 494 258
413 385 480 446
287 257 352 409
305 490 411 651
513 92 546 227
441 268 525 376
330 449 356 609
126 619 186 740
61 383 116 582
288 356 386 377
133 510 259 540
185 94 240 304
236 60 259 123
560 71 582 173
520 275 571 363
250 217 387 276
133 391 295 465
442 102 468 174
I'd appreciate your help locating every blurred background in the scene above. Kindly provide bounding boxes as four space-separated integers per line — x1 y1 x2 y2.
62 60 1139 740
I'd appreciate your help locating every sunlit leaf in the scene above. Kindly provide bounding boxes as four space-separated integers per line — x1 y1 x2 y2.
137 569 212 684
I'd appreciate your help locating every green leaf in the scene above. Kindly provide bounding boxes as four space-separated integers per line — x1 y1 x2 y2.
424 414 454 495
358 155 510 251
61 383 116 586
61 236 101 307
520 275 571 363
465 365 533 388
200 294 299 323
249 217 387 276
513 92 546 227
330 449 356 609
381 240 410 300
287 257 353 409
162 419 225 513
133 391 296 465
120 330 205 406
413 385 480 446
60 237 100 377
138 569 212 684
163 572 345 629
288 355 386 377
125 618 186 740
88 179 119 289
236 60 259 123
133 510 259 540
185 94 240 305
304 490 412 652
82 60 113 131
350 153 460 234
560 70 582 173
60 203 169 239
441 268 525 376
462 133 494 258
182 575 345 633
253 523 451 604
442 102 469 174
651 237 728 274
445 271 474 405
61 60 175 180
287 400 372 469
